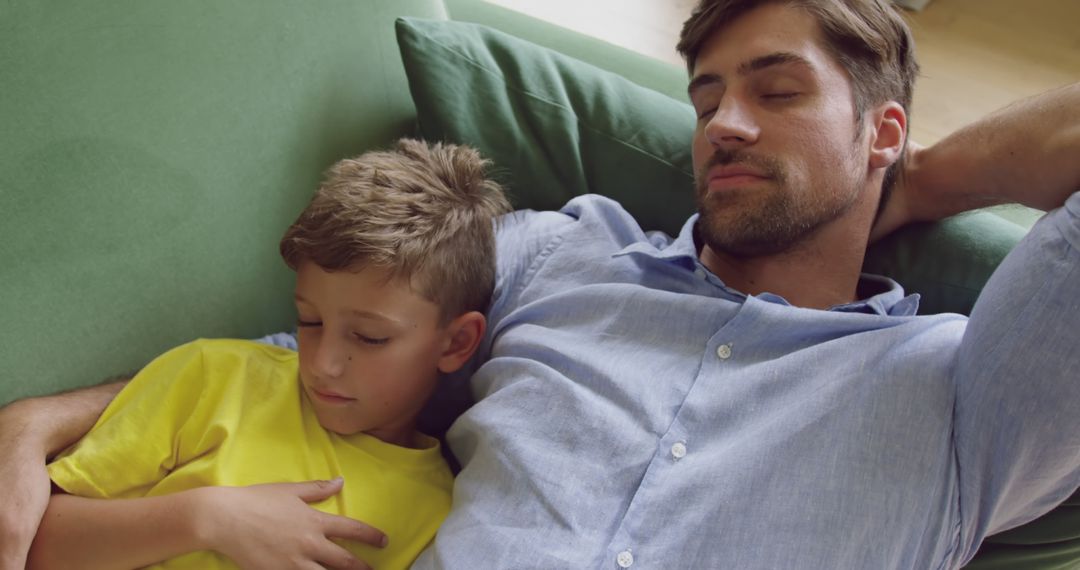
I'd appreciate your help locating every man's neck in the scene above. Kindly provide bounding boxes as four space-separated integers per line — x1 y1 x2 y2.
698 215 874 310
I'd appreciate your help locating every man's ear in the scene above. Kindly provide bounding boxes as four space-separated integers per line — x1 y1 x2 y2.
867 101 907 170
436 311 486 374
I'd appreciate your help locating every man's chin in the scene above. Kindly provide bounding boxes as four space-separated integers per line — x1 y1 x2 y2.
697 214 805 259
696 184 748 208
708 236 798 258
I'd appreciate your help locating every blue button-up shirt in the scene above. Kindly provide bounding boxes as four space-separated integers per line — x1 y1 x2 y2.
414 192 1080 569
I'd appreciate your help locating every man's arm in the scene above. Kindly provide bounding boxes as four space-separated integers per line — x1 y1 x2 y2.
949 189 1079 563
0 381 127 570
917 84 1080 562
872 81 1080 239
27 479 383 570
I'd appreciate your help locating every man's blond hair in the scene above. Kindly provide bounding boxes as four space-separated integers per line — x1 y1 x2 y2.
280 138 511 323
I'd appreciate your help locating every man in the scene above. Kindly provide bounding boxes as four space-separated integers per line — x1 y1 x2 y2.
2 0 1078 568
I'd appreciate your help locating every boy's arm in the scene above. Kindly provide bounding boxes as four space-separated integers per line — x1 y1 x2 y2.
0 331 295 570
27 479 385 570
872 81 1080 240
27 490 204 570
0 381 127 570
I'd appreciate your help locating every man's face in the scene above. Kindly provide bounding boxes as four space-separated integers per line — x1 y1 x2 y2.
688 3 873 257
294 261 448 445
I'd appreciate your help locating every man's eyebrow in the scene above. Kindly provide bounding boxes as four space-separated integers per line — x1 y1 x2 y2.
688 51 814 96
738 51 813 76
688 73 724 97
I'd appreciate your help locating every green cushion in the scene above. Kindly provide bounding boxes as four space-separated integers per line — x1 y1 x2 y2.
394 16 1026 317
0 0 447 405
397 17 697 236
443 0 690 103
863 212 1030 315
962 489 1080 570
394 16 1076 569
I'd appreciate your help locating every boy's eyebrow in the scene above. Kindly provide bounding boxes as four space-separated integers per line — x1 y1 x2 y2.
294 294 403 324
346 309 403 324
687 51 814 96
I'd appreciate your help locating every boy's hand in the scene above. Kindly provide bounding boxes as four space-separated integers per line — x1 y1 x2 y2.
0 403 52 570
196 478 387 570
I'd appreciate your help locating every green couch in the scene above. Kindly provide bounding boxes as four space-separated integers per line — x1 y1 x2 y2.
1 0 1075 567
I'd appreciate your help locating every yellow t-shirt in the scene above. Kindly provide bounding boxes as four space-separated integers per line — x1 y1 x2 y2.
48 339 453 570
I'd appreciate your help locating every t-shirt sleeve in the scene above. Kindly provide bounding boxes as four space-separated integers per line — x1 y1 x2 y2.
48 341 212 498
952 191 1080 563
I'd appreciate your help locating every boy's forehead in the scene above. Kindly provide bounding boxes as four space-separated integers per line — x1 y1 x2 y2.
293 260 441 323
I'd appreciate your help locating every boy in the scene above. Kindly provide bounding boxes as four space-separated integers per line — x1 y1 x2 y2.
27 139 511 570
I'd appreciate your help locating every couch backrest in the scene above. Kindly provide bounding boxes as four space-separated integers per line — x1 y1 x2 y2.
0 0 447 404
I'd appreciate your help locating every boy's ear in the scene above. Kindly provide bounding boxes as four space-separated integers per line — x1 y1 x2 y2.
437 311 486 374
867 100 907 170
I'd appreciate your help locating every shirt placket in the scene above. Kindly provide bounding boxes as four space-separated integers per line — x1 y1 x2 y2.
602 300 755 568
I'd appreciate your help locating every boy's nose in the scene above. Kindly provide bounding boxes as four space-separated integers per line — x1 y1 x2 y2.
312 339 347 379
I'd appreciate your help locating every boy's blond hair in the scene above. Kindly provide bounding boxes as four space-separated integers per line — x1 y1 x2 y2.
280 138 511 323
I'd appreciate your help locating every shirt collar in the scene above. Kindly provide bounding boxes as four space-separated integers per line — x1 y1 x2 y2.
613 214 920 317
612 214 702 270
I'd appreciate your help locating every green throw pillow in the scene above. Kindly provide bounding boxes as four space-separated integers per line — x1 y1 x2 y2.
395 17 697 237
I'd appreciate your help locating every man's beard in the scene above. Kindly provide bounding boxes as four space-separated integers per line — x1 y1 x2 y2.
694 148 861 258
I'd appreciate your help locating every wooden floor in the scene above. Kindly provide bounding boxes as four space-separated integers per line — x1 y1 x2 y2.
487 0 1080 146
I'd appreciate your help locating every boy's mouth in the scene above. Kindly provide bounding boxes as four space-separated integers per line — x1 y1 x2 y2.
312 387 356 404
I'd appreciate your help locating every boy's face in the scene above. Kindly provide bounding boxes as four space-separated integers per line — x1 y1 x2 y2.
293 260 451 446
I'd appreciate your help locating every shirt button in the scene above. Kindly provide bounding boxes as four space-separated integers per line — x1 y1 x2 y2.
716 343 733 360
671 441 687 459
616 550 634 568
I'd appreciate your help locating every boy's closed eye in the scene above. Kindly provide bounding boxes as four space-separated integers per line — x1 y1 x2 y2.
354 333 390 346
297 319 390 346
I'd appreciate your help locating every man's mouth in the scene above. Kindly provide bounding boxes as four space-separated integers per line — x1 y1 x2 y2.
706 165 770 193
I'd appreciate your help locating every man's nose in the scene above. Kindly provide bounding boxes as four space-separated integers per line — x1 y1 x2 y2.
705 97 760 149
